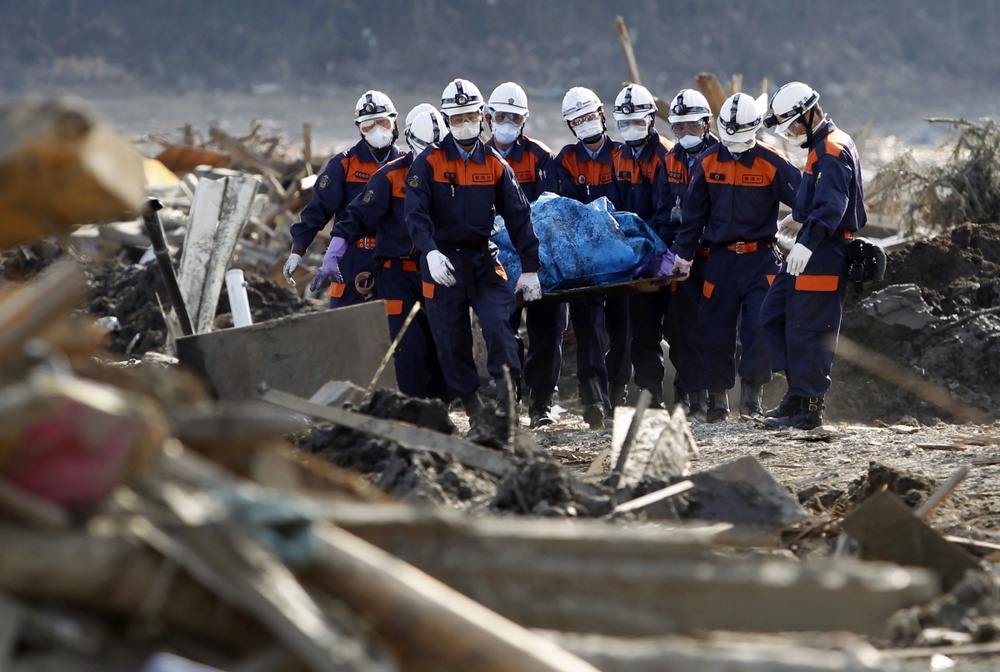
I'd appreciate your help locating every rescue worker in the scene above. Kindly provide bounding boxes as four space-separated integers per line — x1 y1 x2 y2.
311 105 449 401
671 92 802 422
485 81 564 429
611 83 675 408
404 78 542 445
760 82 866 430
662 88 718 419
283 90 403 307
555 86 628 429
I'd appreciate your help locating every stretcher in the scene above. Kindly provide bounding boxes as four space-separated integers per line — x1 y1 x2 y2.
517 274 677 307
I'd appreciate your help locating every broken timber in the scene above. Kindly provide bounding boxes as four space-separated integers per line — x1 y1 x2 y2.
324 502 939 637
261 388 515 477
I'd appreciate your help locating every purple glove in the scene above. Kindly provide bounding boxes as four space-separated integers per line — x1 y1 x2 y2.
637 249 677 278
310 236 348 292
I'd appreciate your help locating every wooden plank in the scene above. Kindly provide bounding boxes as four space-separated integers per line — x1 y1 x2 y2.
694 72 728 119
155 144 229 175
261 388 515 477
841 490 981 590
178 177 226 331
609 480 694 516
321 502 938 638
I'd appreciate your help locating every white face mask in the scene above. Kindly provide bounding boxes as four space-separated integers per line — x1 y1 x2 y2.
722 139 755 156
573 119 604 143
450 121 481 142
620 124 649 144
491 121 521 146
678 134 704 151
364 125 394 150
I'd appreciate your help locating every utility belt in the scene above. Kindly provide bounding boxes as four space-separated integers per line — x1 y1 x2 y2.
355 236 377 250
712 238 774 255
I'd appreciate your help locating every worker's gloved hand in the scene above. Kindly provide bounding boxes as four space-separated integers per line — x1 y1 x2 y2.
282 253 302 286
785 243 813 276
426 250 456 287
310 237 348 292
515 272 542 302
639 250 678 278
672 256 693 281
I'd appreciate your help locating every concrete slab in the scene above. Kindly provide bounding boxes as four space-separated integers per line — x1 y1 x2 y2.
176 302 397 401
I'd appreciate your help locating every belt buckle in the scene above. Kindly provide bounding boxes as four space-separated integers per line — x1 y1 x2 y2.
733 241 748 254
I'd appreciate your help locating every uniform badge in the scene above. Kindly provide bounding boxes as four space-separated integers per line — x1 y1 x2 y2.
362 190 375 203
319 175 331 189
577 174 586 184
408 175 421 188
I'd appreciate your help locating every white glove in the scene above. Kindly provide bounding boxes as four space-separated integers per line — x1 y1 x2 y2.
785 243 813 276
426 250 456 287
282 253 302 286
515 272 542 302
672 256 693 280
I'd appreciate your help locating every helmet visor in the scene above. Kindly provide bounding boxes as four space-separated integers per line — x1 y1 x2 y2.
569 111 600 128
358 117 393 134
492 110 525 126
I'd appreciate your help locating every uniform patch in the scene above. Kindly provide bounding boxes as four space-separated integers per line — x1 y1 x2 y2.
709 172 726 181
354 170 370 180
472 173 492 183
362 190 375 203
667 170 683 180
408 174 421 188
319 175 331 189
741 174 764 185
577 174 586 184
515 170 532 182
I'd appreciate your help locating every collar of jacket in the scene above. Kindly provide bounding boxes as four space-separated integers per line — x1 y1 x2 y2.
574 136 614 164
355 138 402 163
719 143 758 166
442 134 487 164
802 118 836 150
488 135 526 162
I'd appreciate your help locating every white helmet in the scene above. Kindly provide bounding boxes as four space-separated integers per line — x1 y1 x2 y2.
717 92 761 144
561 86 602 121
440 78 485 116
355 90 397 124
764 81 820 134
404 103 437 133
487 81 529 117
406 108 446 154
667 89 711 124
613 84 657 121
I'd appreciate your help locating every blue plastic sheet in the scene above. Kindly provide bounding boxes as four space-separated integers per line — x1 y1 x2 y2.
493 192 665 291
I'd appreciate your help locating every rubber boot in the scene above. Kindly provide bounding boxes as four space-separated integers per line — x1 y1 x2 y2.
793 396 825 430
739 380 764 417
764 391 798 419
529 393 555 429
463 392 494 446
579 377 606 430
706 390 730 423
610 383 628 409
687 389 708 422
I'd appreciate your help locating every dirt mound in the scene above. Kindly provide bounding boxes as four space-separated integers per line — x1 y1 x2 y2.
830 222 1000 424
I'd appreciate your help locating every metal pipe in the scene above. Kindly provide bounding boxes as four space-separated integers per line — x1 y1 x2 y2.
140 198 194 336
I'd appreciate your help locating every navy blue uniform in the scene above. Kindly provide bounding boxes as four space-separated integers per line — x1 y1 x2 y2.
488 135 567 412
555 136 630 412
674 141 801 394
760 120 866 397
292 139 402 307
332 153 447 400
663 136 719 399
614 132 674 400
405 134 540 399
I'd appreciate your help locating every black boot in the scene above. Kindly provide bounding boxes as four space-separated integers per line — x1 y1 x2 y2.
579 377 606 430
739 380 764 417
764 391 799 420
528 393 555 429
687 389 708 422
610 383 628 409
793 396 825 430
463 392 495 445
706 390 730 423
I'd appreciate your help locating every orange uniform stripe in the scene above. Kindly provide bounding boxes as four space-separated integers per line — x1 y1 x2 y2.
425 152 506 187
794 274 840 292
328 282 347 298
384 299 404 316
422 281 435 299
703 280 715 299
495 265 508 281
766 274 776 286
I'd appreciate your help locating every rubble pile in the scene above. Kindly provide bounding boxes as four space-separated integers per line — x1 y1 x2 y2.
832 222 1000 423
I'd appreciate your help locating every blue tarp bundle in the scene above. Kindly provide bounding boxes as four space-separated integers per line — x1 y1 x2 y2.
493 192 665 292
